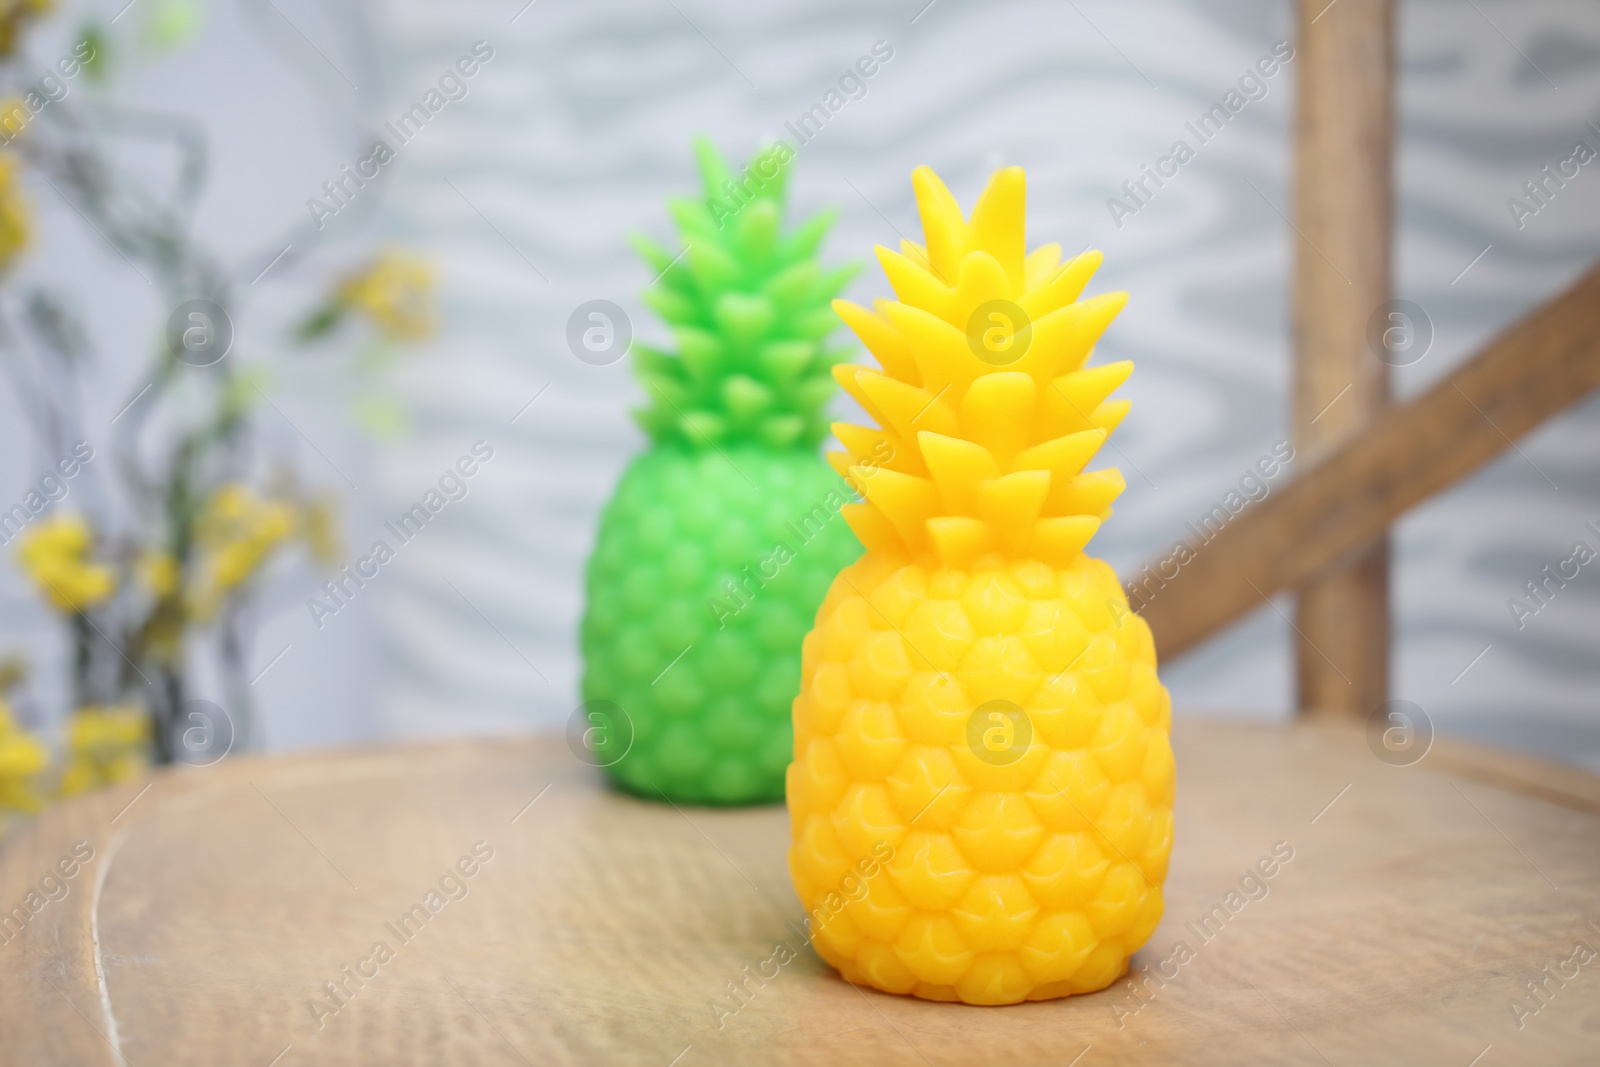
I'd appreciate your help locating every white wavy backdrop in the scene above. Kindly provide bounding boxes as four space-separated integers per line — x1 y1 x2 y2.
345 0 1600 767
1 0 1597 769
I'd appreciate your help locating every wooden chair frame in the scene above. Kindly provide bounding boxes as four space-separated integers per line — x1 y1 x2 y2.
1142 0 1599 716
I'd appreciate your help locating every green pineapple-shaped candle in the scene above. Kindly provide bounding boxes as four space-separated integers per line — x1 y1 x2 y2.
580 139 862 804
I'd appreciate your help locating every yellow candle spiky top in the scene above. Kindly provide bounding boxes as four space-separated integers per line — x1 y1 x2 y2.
828 165 1130 569
787 166 1173 1006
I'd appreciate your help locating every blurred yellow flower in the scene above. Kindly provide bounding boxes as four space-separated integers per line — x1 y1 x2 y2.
138 551 180 598
0 95 29 142
337 250 436 341
145 0 205 51
61 704 149 797
16 514 116 613
302 492 342 566
0 153 30 272
0 699 48 817
0 653 25 693
188 484 298 619
0 0 50 58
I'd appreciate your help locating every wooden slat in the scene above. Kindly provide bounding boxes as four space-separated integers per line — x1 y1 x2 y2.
1137 260 1600 661
1291 0 1396 717
1302 716 1600 817
1426 733 1600 818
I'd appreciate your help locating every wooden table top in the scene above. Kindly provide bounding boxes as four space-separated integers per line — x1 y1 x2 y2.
2 718 1598 1066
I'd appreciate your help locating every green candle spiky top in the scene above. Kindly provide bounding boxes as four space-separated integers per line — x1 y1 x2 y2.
628 140 859 449
580 140 863 805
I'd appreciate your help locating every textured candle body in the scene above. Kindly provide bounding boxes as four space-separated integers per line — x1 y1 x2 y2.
786 166 1174 1004
580 140 861 805
584 446 857 803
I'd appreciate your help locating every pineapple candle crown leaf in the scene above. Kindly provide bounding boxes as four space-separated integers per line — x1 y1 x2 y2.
629 137 859 451
831 165 1131 569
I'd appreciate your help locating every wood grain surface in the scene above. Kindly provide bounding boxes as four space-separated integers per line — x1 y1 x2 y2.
1291 0 1395 718
3 721 1598 1065
1141 260 1600 666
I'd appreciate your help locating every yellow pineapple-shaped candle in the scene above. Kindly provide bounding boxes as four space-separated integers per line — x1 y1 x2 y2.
787 165 1173 1006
